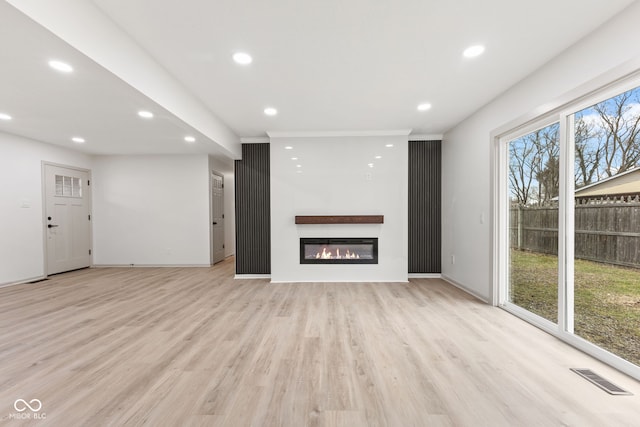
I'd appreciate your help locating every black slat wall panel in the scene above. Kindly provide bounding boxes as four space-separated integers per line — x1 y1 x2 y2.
235 143 271 274
409 140 442 273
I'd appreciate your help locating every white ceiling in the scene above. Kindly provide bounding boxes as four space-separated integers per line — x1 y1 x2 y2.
1 0 637 159
0 1 235 159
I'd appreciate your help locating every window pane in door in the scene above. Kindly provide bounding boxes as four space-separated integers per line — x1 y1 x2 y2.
55 175 63 196
63 176 72 196
573 86 640 366
72 177 82 198
508 123 560 323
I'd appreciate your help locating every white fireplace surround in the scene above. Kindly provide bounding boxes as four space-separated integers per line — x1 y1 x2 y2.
269 133 409 282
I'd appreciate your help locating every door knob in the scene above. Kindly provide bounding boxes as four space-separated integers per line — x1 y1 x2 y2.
48 224 59 228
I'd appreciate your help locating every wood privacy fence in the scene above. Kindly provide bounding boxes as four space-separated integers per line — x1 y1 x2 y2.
510 196 640 269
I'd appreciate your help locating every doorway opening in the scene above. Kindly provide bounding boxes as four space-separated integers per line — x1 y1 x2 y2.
211 171 225 265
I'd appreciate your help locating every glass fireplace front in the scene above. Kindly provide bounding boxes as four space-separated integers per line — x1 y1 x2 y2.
300 238 378 264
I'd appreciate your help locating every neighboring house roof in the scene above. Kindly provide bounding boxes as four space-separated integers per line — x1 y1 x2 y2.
575 167 640 198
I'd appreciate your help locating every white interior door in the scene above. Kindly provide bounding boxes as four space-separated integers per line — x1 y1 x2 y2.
45 164 91 275
211 172 225 264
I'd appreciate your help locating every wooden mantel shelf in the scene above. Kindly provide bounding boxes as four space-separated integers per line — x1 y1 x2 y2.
295 215 384 224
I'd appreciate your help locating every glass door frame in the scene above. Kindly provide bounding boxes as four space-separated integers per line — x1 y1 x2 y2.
495 115 562 336
492 72 640 382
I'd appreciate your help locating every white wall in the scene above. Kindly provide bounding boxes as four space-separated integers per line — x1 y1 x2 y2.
208 155 236 258
92 155 211 266
0 132 92 285
270 135 408 282
442 2 640 301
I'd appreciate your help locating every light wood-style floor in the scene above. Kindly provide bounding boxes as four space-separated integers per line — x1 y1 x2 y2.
1 258 639 426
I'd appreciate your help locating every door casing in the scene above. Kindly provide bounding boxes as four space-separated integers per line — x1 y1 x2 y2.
210 170 225 265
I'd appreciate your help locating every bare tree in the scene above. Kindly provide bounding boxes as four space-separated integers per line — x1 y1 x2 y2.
532 124 559 205
594 90 640 177
509 124 558 206
509 87 640 205
509 137 538 206
574 115 604 188
537 156 559 204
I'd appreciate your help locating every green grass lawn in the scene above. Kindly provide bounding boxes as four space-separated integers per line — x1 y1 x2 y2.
510 250 640 367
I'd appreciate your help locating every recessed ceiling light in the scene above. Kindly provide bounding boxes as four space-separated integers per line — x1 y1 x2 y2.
296 164 302 168
463 45 485 58
71 137 85 144
264 107 278 116
285 146 293 150
368 163 374 168
233 52 253 65
184 136 196 143
375 155 382 159
0 112 12 121
291 157 298 160
138 110 154 119
385 144 394 148
48 60 73 73
417 103 432 111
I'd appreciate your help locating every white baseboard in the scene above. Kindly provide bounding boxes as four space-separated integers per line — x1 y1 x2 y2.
92 264 211 268
234 274 271 280
408 273 442 279
441 274 490 303
269 280 410 284
0 275 47 289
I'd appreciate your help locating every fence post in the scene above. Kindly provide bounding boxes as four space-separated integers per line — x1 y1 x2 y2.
517 205 523 250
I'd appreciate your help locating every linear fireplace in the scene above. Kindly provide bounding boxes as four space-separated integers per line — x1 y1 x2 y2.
300 238 378 264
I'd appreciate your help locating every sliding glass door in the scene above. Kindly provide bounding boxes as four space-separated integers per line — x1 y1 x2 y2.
507 123 560 324
572 87 640 368
498 78 640 379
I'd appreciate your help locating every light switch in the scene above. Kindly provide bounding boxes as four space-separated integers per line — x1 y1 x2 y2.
20 200 31 208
